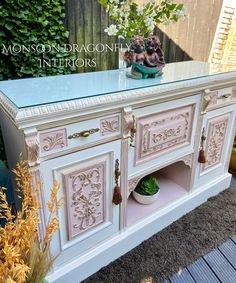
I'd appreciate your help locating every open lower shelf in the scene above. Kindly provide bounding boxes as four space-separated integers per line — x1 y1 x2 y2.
126 175 188 227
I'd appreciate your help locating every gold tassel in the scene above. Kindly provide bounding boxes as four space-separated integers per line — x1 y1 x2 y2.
198 127 206 164
198 149 206 163
113 185 122 205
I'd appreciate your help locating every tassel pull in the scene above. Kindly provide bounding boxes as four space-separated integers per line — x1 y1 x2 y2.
198 149 206 163
113 159 122 205
198 128 206 164
113 185 122 205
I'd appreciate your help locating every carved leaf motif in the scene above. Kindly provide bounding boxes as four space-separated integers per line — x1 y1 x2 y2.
205 119 228 169
43 133 65 151
27 140 39 163
101 120 119 133
67 165 104 236
141 110 191 157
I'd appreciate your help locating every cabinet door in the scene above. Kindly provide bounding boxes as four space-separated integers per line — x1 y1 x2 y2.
194 104 236 188
40 140 120 268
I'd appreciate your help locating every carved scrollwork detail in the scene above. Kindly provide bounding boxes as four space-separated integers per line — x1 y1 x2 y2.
201 89 218 114
203 116 229 170
40 129 67 153
65 163 105 238
138 106 193 162
128 177 141 193
100 116 119 135
43 134 65 151
123 107 133 139
26 138 40 166
180 154 193 168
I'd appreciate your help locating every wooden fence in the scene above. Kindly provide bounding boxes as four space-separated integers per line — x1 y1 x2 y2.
65 0 223 73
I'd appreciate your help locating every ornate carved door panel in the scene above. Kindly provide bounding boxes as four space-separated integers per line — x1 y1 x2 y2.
40 140 120 267
194 104 236 188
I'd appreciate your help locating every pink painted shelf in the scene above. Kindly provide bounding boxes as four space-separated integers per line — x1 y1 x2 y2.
126 175 188 226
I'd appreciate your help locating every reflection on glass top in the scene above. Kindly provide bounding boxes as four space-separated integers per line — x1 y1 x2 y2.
0 61 235 109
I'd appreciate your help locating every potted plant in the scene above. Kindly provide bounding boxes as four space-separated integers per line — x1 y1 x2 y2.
133 175 160 204
98 0 185 74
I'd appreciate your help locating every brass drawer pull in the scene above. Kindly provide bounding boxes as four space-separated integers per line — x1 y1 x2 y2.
68 128 100 139
219 93 231 99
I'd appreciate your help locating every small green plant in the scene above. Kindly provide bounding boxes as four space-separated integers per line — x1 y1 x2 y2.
135 176 159 196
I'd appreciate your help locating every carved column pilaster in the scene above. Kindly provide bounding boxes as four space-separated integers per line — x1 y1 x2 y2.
24 128 46 241
122 107 133 139
201 89 218 114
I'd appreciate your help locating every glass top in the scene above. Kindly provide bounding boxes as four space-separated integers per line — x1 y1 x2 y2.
0 61 235 109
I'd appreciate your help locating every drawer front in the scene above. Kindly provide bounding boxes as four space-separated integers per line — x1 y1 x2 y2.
128 94 201 178
203 86 236 112
135 104 194 165
40 140 120 267
39 113 121 156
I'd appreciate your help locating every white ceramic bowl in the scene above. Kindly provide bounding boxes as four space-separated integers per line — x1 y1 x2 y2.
132 189 160 205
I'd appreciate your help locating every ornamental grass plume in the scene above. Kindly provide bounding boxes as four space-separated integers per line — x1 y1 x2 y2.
0 160 63 283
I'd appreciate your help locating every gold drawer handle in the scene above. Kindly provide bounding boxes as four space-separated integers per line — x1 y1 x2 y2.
68 128 100 139
219 93 231 99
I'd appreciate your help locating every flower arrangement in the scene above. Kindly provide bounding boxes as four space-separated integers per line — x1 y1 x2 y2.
99 0 185 39
0 160 63 283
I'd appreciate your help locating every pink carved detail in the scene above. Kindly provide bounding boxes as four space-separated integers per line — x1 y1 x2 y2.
180 154 193 168
232 87 236 98
135 105 194 164
203 115 229 170
128 177 142 193
63 162 105 239
26 138 39 165
100 116 120 136
30 168 46 241
40 129 67 153
123 107 133 138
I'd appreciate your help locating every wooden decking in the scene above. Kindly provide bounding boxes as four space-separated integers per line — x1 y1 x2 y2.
163 236 236 283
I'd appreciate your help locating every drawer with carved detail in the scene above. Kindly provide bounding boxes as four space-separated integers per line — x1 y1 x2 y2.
202 86 236 113
39 113 121 156
127 95 201 177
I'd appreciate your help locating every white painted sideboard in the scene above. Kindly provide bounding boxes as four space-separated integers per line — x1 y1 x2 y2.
0 61 236 283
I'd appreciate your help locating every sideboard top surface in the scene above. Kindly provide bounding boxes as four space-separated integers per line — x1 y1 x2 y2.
0 61 235 109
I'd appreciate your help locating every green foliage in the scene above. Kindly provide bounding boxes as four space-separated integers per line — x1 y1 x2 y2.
0 0 75 80
98 0 185 39
135 176 159 196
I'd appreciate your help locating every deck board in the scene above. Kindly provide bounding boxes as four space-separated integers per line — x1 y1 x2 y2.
169 268 195 283
231 235 236 244
187 257 220 283
163 234 236 283
218 239 236 269
203 248 236 283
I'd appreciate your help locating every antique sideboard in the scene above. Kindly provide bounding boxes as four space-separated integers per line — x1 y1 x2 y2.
0 61 236 282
